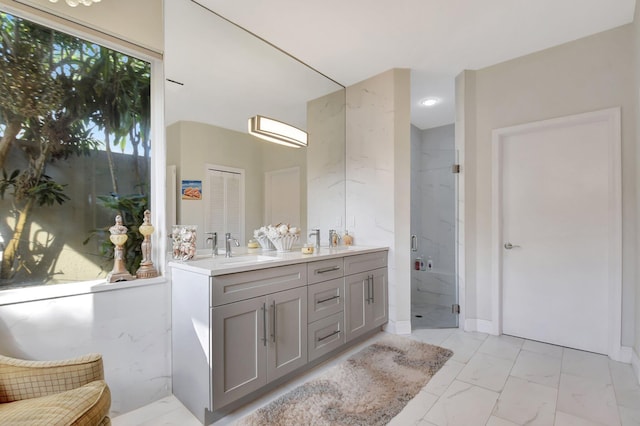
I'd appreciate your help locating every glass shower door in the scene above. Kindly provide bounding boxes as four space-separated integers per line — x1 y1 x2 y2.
411 145 458 329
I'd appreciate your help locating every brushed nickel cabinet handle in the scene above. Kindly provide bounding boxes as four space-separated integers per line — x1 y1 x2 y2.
261 303 267 346
318 330 340 342
317 295 340 304
370 274 375 303
271 300 276 343
316 266 340 274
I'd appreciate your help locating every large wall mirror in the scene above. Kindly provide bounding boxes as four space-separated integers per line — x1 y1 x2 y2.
165 0 346 247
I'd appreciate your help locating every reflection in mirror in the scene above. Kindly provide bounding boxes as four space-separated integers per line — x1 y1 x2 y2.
164 0 345 248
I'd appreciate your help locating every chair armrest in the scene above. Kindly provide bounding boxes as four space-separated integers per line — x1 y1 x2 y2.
0 353 104 403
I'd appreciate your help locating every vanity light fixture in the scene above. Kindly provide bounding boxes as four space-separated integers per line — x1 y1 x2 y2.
420 97 441 107
248 115 308 148
49 0 101 7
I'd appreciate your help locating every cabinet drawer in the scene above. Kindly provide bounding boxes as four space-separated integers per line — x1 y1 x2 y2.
308 312 344 362
211 264 307 306
307 258 344 285
344 251 388 276
307 278 344 323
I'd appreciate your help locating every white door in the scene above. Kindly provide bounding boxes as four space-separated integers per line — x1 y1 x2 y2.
495 109 621 355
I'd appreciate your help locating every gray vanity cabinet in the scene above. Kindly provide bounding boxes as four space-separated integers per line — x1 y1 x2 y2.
344 252 388 342
211 275 307 410
171 248 388 423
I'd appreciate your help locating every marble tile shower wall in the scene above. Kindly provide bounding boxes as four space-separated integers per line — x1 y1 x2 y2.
411 124 456 307
307 89 347 235
0 283 171 416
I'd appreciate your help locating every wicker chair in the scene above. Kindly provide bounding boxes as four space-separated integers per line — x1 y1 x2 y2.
0 353 111 425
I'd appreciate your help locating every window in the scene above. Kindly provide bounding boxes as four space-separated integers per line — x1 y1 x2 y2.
0 10 153 289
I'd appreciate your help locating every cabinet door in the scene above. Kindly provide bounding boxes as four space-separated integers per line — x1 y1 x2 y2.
266 286 308 382
344 271 368 342
212 297 267 410
369 267 388 328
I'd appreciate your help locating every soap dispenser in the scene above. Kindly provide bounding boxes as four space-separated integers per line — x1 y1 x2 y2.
427 256 433 271
343 230 353 246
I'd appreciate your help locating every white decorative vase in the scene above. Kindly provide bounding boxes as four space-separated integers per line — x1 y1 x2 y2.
256 235 273 251
268 234 299 252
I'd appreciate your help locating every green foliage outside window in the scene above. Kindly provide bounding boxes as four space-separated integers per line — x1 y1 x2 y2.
0 11 152 287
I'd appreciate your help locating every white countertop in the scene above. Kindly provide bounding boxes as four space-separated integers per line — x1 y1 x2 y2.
168 246 388 276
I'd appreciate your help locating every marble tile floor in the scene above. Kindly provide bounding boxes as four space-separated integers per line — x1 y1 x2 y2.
113 328 640 426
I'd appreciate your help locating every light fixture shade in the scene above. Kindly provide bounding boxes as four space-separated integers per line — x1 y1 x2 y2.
248 115 308 148
49 0 101 6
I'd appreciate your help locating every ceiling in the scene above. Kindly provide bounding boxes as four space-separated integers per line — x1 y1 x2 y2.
191 0 635 130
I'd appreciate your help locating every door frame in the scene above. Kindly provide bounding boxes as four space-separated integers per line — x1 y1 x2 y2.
491 107 622 359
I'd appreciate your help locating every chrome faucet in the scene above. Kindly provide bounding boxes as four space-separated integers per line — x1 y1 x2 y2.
225 232 239 258
309 228 320 249
206 232 218 257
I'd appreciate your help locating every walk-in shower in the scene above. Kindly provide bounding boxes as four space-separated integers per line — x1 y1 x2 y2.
410 124 458 329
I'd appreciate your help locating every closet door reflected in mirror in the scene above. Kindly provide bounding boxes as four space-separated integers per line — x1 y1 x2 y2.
206 166 245 244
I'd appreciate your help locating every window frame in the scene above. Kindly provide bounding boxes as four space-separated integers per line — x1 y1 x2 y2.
0 4 166 304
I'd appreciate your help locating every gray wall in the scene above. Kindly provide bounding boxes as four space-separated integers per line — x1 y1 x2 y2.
459 24 636 346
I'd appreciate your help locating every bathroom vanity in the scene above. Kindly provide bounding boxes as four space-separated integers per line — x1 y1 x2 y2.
169 246 388 424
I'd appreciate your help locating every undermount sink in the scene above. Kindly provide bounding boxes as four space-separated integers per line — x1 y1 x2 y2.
182 252 273 263
213 255 275 264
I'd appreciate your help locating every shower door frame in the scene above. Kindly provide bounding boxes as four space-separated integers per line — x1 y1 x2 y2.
410 145 460 330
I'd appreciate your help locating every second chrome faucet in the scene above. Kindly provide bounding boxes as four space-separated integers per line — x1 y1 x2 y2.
309 228 320 249
225 232 239 257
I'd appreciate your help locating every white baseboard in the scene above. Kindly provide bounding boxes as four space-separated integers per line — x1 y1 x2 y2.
384 320 412 335
632 349 640 385
464 319 495 335
611 346 633 363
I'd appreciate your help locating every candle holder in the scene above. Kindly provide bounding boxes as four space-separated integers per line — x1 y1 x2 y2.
106 214 136 283
136 210 159 279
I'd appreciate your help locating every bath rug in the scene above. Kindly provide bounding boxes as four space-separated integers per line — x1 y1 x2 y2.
237 333 453 426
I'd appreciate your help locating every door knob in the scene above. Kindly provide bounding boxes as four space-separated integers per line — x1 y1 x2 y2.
504 242 521 250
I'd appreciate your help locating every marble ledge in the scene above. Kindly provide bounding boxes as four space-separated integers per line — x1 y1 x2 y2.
168 245 389 276
0 276 168 306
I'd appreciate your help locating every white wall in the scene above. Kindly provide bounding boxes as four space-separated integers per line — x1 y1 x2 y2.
346 68 412 333
459 24 637 347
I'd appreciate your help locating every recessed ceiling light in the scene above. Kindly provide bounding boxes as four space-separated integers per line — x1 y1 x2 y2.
420 97 441 107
